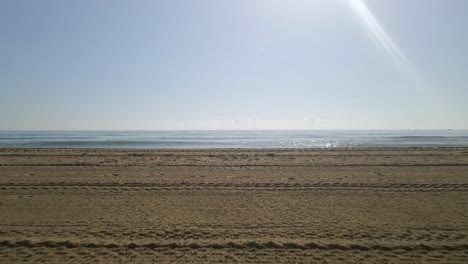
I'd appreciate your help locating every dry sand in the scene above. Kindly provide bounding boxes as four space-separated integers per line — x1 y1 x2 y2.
0 147 467 263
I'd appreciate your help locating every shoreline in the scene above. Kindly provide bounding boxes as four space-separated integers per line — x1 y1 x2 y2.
2 146 468 150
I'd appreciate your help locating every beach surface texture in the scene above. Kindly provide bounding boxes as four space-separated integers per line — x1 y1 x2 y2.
0 147 467 263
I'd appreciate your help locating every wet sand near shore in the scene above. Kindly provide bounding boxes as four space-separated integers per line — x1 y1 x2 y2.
0 147 467 263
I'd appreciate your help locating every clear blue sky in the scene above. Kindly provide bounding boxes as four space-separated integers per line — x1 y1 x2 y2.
1 0 467 130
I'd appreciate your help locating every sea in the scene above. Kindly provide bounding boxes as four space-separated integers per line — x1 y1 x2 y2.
0 130 467 148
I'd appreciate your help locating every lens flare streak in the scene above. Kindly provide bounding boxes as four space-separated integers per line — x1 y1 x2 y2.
348 0 420 81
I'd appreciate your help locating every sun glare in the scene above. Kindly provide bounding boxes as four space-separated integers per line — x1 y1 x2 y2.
347 0 418 79
346 0 457 121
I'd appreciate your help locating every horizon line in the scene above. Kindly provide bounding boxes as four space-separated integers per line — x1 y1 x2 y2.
0 129 466 132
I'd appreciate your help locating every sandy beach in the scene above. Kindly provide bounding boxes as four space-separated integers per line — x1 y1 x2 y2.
0 147 467 263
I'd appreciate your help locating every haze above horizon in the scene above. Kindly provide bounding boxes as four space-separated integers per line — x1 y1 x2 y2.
1 0 467 130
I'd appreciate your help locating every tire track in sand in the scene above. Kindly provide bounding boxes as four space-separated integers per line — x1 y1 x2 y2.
1 239 467 252
0 182 467 192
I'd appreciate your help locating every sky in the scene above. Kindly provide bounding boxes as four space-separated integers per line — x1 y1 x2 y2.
1 0 467 130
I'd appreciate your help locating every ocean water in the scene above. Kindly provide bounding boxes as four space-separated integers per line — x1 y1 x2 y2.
0 130 468 148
